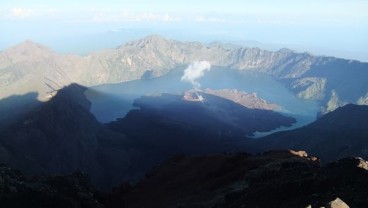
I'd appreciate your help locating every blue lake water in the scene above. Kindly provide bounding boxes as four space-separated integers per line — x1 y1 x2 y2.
85 67 320 137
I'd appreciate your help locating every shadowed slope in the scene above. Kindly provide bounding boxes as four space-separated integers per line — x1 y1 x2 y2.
0 84 134 190
104 150 368 208
253 104 368 162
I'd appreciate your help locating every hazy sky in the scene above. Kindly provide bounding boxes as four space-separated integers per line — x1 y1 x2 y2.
1 0 367 61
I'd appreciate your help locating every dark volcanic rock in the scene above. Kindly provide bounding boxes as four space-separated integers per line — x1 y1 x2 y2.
103 151 368 208
0 165 102 208
0 150 366 208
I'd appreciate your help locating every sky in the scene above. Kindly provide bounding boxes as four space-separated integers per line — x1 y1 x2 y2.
1 0 367 61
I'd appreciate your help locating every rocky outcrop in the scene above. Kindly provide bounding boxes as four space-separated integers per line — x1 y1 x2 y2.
291 77 326 100
327 198 350 208
321 90 347 114
357 92 368 105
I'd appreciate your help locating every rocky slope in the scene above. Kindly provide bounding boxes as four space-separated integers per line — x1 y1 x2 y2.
103 150 368 208
1 35 367 115
0 92 41 129
252 104 368 163
2 150 366 208
0 165 102 208
0 41 81 100
201 88 279 110
0 84 136 190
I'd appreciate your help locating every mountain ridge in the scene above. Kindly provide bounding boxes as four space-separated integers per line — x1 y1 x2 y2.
1 35 367 116
0 84 135 189
252 104 368 162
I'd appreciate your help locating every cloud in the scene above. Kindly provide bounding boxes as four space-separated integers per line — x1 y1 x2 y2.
10 7 34 19
194 16 226 23
5 7 58 20
90 12 182 23
162 14 182 22
181 61 211 88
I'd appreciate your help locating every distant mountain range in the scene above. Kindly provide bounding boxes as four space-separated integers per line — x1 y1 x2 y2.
1 35 367 116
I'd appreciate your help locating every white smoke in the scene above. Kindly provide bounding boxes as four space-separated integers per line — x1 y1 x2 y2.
181 61 211 88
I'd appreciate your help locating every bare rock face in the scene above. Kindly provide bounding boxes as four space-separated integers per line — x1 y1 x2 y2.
357 92 368 105
327 198 350 208
289 149 308 157
292 77 326 100
356 158 368 170
321 90 346 114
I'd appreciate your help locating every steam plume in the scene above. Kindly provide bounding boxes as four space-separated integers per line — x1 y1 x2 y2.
181 61 211 88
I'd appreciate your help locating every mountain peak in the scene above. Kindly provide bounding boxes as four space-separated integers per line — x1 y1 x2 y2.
1 40 55 63
10 40 53 53
277 47 295 53
122 34 171 48
143 34 168 41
